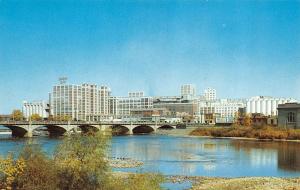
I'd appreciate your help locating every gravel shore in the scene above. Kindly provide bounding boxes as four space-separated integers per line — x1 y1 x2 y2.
190 177 300 190
113 173 300 190
108 158 143 168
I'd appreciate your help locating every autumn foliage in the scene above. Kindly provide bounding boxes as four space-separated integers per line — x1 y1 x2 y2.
0 132 164 190
190 126 300 140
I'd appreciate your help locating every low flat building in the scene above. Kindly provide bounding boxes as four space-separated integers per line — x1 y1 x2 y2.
278 103 300 128
22 101 49 120
0 114 11 121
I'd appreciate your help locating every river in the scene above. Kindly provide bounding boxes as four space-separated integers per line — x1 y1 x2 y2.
1 132 300 189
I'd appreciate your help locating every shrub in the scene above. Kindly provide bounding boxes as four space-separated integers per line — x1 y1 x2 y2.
15 145 59 190
190 126 300 140
0 131 165 190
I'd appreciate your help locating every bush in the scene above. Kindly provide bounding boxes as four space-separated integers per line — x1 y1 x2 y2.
190 126 300 140
15 145 59 190
54 132 110 190
0 131 164 190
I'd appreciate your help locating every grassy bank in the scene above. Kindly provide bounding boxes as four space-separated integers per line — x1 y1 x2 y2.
190 126 300 140
190 177 300 190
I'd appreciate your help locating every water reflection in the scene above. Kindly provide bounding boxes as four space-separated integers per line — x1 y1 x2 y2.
0 134 300 177
278 142 300 171
230 140 300 173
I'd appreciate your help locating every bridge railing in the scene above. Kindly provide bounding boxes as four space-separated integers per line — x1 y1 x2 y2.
0 120 182 125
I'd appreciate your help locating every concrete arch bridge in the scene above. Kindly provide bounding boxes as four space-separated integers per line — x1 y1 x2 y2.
0 121 179 138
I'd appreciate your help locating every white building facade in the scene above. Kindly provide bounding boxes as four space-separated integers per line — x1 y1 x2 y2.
204 88 216 101
197 99 246 123
22 101 48 120
117 92 153 119
181 84 196 101
49 80 111 121
246 96 298 116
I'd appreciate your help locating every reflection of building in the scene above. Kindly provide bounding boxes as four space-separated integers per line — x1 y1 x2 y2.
278 143 300 171
246 96 297 116
22 101 49 120
49 79 111 121
278 103 300 128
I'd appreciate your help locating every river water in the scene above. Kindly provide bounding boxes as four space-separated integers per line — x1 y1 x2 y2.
0 134 300 178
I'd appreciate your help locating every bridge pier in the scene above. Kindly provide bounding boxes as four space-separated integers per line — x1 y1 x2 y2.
128 127 133 135
24 130 33 138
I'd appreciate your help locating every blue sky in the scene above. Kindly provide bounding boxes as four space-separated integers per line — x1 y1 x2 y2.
0 0 300 113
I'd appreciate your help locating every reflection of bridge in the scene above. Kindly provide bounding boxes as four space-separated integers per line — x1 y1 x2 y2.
0 121 179 138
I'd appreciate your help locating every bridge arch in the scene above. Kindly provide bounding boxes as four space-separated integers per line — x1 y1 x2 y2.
111 125 130 135
158 125 175 130
78 125 99 134
132 125 154 134
44 125 69 137
3 125 29 138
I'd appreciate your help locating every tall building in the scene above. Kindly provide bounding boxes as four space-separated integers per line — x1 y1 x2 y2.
117 92 153 119
22 101 49 120
246 96 297 116
204 88 216 101
181 84 196 101
109 96 118 118
49 79 111 121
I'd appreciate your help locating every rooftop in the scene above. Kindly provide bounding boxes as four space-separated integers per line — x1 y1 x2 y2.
278 103 300 109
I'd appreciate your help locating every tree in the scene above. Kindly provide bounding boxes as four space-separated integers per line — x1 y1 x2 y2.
244 114 252 127
30 114 42 121
54 132 111 190
1 132 165 190
52 115 72 121
15 145 59 190
0 154 25 190
11 110 23 121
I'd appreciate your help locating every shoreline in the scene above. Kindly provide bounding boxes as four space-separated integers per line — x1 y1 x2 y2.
113 172 300 190
157 127 300 143
191 135 300 143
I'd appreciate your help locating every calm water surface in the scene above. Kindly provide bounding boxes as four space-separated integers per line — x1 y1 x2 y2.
0 134 300 177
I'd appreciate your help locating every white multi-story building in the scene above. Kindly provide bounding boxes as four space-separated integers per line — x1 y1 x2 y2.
109 96 118 118
246 96 297 116
22 101 48 120
215 99 246 122
181 84 196 101
197 99 246 123
49 79 111 121
117 92 153 119
204 88 216 101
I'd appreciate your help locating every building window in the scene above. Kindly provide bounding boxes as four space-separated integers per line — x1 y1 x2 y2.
287 112 296 123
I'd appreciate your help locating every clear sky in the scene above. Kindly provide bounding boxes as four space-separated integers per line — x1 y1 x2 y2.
0 0 300 114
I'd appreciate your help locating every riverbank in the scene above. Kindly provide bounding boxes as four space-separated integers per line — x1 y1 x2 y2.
113 172 300 190
190 126 300 141
156 127 198 136
190 176 300 190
